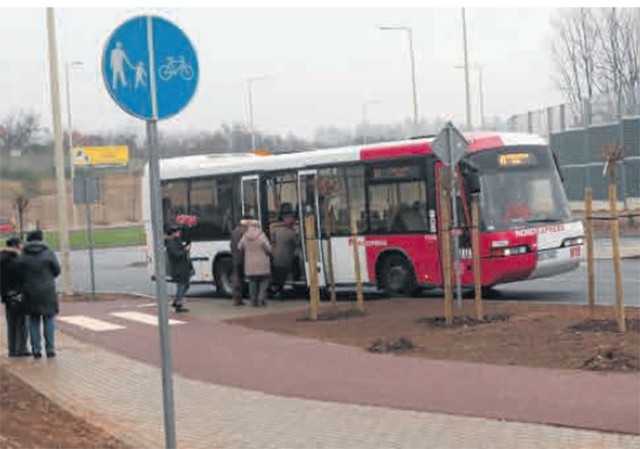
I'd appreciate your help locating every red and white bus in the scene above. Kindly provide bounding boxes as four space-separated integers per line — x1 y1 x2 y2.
142 132 584 297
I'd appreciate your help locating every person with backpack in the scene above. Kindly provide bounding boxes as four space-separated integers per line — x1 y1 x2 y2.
1 237 29 357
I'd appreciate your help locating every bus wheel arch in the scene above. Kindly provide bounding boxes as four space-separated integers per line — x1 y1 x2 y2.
213 253 234 298
375 250 417 297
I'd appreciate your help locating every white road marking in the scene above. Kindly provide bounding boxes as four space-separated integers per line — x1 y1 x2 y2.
59 315 126 332
110 311 185 326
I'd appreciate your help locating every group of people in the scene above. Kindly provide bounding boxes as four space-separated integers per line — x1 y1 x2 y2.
230 212 298 307
0 230 61 359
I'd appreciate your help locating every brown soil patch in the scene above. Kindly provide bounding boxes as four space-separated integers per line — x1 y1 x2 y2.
227 299 640 372
0 365 130 449
1 293 142 448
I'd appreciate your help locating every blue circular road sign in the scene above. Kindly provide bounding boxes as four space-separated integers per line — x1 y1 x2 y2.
102 15 199 120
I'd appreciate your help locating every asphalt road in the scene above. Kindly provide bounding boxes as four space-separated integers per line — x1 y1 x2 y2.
63 244 640 307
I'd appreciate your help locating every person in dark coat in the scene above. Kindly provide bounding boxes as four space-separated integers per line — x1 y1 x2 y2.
20 230 60 359
1 237 30 357
270 213 299 299
165 226 191 312
229 215 250 306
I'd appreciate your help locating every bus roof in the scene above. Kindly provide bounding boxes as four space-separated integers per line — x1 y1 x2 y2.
156 132 547 180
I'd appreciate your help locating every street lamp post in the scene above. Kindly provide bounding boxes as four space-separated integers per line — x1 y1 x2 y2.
361 99 380 144
65 61 83 228
455 63 485 129
461 8 472 130
246 75 268 152
379 25 419 132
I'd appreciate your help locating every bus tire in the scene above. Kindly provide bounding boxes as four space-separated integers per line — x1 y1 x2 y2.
379 253 416 297
213 256 233 298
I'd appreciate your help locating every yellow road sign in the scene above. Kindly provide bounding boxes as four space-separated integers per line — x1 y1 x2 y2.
73 146 129 166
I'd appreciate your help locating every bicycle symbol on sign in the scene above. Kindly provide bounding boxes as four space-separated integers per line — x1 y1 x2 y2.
158 56 194 81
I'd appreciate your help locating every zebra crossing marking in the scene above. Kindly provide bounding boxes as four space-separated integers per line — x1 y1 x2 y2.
110 311 186 326
59 315 126 332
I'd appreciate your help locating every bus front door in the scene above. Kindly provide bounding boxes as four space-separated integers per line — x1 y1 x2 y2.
241 175 262 220
297 170 327 288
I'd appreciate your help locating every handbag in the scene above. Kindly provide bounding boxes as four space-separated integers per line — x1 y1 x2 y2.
5 289 23 308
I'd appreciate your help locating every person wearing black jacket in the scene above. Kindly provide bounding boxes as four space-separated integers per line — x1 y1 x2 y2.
165 226 191 312
0 237 30 357
20 230 61 359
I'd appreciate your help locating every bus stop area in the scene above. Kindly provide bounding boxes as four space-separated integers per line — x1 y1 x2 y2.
1 287 639 449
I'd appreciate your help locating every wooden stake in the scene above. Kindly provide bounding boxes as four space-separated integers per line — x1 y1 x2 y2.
584 188 595 318
325 207 337 306
471 194 483 320
350 212 365 313
440 168 453 326
305 214 320 321
608 179 625 332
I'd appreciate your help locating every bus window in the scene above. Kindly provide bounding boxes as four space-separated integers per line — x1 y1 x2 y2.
318 166 365 235
161 180 189 227
366 161 428 234
368 181 428 233
189 177 233 240
266 172 298 230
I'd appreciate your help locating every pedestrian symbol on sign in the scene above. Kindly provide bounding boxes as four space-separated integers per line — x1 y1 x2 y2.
74 149 90 166
102 15 199 120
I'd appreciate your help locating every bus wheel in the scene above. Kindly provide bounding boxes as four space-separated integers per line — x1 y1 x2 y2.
213 257 233 298
379 253 416 297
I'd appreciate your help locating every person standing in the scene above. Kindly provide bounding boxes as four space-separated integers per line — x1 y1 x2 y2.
165 226 191 312
230 215 250 306
270 213 298 299
20 230 60 359
1 237 30 357
238 219 271 307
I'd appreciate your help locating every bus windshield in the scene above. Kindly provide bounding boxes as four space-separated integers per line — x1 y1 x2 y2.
464 145 571 232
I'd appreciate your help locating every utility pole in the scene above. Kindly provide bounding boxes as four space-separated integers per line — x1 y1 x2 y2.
65 61 83 229
46 7 72 294
462 8 473 130
379 25 419 133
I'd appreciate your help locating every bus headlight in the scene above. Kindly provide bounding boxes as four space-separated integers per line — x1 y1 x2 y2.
490 245 530 257
562 237 585 247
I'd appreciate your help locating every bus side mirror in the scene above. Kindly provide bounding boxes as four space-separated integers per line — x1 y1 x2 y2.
466 175 481 194
460 160 481 194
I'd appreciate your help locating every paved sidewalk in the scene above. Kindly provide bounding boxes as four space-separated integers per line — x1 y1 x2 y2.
2 316 639 448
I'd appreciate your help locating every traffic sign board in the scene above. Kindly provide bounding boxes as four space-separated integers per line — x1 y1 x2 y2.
101 15 199 120
432 122 468 166
73 145 129 166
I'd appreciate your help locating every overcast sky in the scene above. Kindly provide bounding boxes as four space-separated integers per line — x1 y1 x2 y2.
0 7 564 138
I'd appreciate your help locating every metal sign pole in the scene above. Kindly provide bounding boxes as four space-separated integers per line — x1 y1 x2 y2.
83 174 96 297
147 15 176 449
101 14 198 448
447 126 463 307
147 120 177 449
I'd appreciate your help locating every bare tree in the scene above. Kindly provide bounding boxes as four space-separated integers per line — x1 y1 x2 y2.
551 8 639 120
0 111 40 155
596 8 639 114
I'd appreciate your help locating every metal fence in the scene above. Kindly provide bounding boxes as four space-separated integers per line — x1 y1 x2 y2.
508 88 640 135
507 89 640 209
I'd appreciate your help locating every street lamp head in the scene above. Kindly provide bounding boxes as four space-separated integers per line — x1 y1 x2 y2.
379 25 411 31
246 74 270 84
